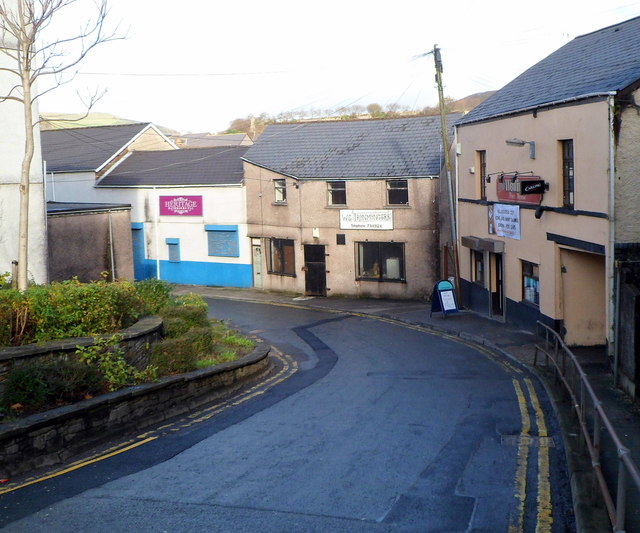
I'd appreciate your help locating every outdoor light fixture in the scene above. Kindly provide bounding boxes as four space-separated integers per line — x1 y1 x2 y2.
505 138 536 159
498 173 504 183
486 174 491 183
511 172 519 183
535 205 545 219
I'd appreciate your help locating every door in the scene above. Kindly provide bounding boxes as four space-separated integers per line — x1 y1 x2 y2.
490 253 504 317
304 244 326 296
252 245 263 289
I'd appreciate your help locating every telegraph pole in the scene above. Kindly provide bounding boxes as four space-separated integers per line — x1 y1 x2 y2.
424 44 461 294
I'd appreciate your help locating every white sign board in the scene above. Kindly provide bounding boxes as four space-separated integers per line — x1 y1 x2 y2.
340 210 393 230
492 204 520 240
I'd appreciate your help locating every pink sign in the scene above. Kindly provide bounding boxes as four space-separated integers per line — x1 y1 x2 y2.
160 196 203 216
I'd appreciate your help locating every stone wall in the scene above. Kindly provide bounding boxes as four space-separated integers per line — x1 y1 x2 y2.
0 317 163 396
0 343 271 478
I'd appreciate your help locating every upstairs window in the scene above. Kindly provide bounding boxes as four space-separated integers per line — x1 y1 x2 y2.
327 181 346 205
561 139 574 208
274 179 287 204
477 150 487 200
386 179 409 205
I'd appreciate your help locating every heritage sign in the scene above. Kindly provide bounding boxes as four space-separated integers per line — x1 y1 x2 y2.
160 196 203 216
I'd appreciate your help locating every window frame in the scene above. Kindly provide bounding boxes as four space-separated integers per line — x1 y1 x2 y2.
561 139 574 209
355 241 406 282
386 179 409 206
477 150 487 200
166 238 180 263
274 178 287 204
471 250 484 286
522 260 540 306
327 180 347 206
268 238 296 276
205 225 240 257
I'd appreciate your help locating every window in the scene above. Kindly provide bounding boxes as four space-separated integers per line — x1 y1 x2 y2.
477 150 487 200
274 179 287 203
206 225 239 257
356 242 405 281
269 238 295 276
327 181 346 205
386 179 409 205
522 260 540 306
166 238 180 262
472 250 484 286
561 139 574 208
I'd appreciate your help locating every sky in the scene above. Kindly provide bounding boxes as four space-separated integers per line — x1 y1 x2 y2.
36 0 640 134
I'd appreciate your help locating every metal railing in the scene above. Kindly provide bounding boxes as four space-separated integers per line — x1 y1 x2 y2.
534 321 640 532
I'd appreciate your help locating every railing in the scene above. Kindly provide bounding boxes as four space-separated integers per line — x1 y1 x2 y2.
535 321 640 532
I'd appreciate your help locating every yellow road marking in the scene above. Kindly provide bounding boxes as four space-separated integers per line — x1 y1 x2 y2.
0 349 297 495
525 379 553 533
509 379 531 533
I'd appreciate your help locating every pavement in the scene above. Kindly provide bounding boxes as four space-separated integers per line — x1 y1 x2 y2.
174 285 640 533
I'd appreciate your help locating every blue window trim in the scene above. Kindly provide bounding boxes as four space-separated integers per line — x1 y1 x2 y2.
131 222 144 230
166 238 180 262
205 225 240 257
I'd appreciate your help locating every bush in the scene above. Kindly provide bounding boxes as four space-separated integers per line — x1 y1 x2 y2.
160 304 209 332
47 359 104 403
150 337 198 375
134 279 174 315
3 362 50 410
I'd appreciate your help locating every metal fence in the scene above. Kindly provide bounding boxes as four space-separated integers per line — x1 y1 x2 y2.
535 321 640 532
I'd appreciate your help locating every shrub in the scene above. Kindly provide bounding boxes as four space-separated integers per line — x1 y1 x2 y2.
134 279 174 315
3 362 50 410
150 337 198 375
160 304 209 331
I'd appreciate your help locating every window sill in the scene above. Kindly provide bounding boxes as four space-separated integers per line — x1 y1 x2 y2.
385 204 411 208
356 277 406 283
267 271 296 278
272 202 288 206
325 205 346 208
520 299 540 309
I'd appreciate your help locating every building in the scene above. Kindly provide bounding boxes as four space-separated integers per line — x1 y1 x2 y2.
242 115 459 299
454 16 640 395
0 0 47 284
96 146 253 287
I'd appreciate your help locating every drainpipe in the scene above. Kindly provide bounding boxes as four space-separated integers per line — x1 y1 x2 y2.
608 94 617 368
108 212 116 281
154 187 161 280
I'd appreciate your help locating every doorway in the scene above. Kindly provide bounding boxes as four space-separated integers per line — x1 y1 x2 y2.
304 244 326 296
490 252 504 317
252 244 263 289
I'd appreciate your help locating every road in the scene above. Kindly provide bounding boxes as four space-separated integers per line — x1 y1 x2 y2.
0 298 574 532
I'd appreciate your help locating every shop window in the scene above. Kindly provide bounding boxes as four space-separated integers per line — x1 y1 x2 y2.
472 250 484 286
166 238 180 263
274 179 287 204
561 139 574 208
386 179 409 205
205 225 239 257
269 238 295 276
327 181 346 205
522 260 540 306
477 150 487 200
356 242 405 281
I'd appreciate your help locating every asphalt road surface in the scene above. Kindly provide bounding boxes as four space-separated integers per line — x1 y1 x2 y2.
0 298 574 532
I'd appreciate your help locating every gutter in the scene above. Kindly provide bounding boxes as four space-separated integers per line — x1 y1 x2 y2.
608 94 617 369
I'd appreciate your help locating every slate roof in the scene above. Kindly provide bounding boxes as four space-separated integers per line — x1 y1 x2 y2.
242 115 460 179
98 146 249 187
175 133 253 148
41 123 156 172
458 16 640 125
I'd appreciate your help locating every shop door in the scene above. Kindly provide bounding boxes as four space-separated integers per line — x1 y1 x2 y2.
252 245 263 289
490 253 504 317
304 244 326 296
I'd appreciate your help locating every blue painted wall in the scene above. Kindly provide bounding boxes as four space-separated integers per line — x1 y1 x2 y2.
136 258 253 288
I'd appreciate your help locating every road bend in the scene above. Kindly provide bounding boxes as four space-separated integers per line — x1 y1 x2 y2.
0 298 574 532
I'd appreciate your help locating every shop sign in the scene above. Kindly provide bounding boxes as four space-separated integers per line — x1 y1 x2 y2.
488 203 520 240
497 174 543 205
340 210 393 230
160 195 203 216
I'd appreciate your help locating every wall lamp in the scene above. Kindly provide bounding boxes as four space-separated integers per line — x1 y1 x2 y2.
511 172 518 183
505 138 536 159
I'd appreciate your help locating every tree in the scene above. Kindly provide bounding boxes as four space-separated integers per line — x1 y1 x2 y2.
0 0 119 290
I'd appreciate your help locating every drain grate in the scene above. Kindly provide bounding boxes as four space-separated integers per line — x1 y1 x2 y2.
501 434 555 448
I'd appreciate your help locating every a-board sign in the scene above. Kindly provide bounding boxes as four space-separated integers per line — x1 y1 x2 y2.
430 279 459 317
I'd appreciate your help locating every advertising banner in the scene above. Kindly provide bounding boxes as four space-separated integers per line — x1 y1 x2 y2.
489 203 520 240
340 210 393 230
160 196 203 216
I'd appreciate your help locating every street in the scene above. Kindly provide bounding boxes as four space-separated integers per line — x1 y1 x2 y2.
0 298 574 532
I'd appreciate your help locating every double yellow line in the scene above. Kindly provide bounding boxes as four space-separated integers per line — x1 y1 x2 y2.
509 378 553 533
0 348 298 496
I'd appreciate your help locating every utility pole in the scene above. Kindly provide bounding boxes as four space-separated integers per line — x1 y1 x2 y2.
419 45 461 294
